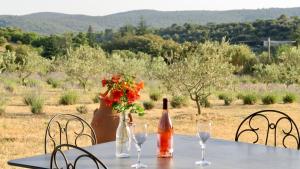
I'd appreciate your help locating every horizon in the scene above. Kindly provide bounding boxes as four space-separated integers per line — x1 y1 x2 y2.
1 0 300 16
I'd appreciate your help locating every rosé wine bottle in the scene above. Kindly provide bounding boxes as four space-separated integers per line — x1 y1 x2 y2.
157 98 173 158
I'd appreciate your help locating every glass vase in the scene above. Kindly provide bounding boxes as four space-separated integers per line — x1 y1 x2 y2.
115 111 131 158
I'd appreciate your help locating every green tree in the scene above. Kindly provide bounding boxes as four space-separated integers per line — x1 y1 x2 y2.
136 17 149 35
227 44 257 74
253 64 280 85
0 46 48 84
277 47 300 87
161 41 234 114
107 51 149 77
0 36 7 46
87 25 96 47
73 32 88 48
63 46 107 90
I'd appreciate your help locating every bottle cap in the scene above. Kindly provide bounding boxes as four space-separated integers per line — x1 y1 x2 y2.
163 98 168 109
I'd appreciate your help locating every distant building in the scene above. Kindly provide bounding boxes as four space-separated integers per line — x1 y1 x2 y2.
263 40 296 47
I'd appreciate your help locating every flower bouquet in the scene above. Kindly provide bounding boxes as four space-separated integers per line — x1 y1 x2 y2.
100 74 144 157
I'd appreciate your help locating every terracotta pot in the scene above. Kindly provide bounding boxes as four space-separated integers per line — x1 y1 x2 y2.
91 99 119 144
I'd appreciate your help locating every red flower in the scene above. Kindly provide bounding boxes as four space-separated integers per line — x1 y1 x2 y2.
127 89 139 104
111 89 123 102
112 74 121 83
136 81 144 91
103 96 113 106
102 79 107 87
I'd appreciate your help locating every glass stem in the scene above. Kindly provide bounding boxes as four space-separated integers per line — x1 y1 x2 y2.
137 148 141 165
201 145 205 161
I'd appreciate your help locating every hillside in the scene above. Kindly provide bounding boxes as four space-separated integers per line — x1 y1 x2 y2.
1 7 300 34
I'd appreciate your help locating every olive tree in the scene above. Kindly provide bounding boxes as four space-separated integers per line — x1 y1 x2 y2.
63 46 107 90
0 46 48 85
166 41 234 114
253 64 280 85
277 47 300 87
107 51 149 78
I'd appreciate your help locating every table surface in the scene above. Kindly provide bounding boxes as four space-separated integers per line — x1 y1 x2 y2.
8 134 300 169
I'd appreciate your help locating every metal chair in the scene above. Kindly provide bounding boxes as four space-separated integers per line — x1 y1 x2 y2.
235 110 300 149
45 114 97 153
50 144 107 169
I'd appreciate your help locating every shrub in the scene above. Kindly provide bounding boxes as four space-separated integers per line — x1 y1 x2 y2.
92 93 100 103
23 93 44 114
149 90 162 101
200 98 211 108
262 94 277 105
24 93 35 105
5 44 14 51
283 93 296 104
59 91 79 105
218 93 226 100
46 78 60 88
30 97 44 114
2 79 16 93
236 93 244 100
4 84 15 93
76 105 88 114
243 94 257 105
218 93 234 105
171 95 188 108
143 101 155 110
0 36 7 46
24 79 40 88
224 95 234 106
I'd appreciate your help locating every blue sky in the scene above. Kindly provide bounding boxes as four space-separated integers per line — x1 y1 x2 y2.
1 0 300 16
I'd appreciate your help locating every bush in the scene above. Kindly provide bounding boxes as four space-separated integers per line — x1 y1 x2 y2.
243 94 257 105
24 93 35 105
59 91 79 105
143 101 155 110
236 93 244 100
2 79 16 93
92 93 100 103
283 93 296 104
5 44 14 51
149 90 162 101
224 95 234 106
23 93 44 114
76 105 88 114
200 98 211 108
30 97 44 114
218 93 234 105
218 93 226 100
46 78 60 88
171 95 188 108
262 94 277 105
24 79 40 88
0 36 7 46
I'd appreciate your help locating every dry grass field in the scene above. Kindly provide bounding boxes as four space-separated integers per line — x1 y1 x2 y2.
1 85 300 169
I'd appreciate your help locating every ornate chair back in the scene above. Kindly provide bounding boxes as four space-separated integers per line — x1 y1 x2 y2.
50 144 107 169
45 114 97 153
235 110 300 149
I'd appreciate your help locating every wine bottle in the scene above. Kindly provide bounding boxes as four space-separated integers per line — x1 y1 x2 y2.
157 98 173 158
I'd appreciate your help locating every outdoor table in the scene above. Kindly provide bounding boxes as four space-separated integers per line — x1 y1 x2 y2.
8 134 300 169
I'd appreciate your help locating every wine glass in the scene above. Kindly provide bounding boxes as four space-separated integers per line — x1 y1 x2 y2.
195 121 212 167
130 123 148 168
